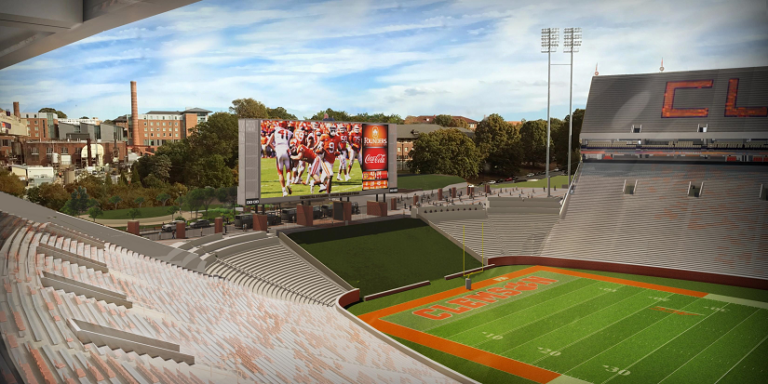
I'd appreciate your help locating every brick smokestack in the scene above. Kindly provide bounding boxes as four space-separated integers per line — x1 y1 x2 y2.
13 102 20 118
130 81 139 146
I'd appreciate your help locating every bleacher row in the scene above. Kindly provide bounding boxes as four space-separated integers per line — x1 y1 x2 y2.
422 199 562 259
541 163 768 280
203 240 347 306
0 212 458 384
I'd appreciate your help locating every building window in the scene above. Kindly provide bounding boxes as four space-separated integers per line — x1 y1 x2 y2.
144 122 147 126
162 123 166 126
175 122 178 126
151 133 154 137
31 148 39 155
175 133 179 137
175 128 178 131
62 147 68 154
144 127 147 131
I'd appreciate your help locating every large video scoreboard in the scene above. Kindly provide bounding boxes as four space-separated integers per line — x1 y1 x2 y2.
238 119 398 205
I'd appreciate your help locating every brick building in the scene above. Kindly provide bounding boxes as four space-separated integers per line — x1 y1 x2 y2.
22 140 127 167
406 115 480 130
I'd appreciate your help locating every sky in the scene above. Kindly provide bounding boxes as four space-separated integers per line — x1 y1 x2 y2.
0 0 766 122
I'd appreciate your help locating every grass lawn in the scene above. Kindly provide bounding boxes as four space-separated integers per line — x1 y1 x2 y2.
397 174 465 190
260 157 363 199
100 205 176 220
492 175 569 189
353 265 768 384
289 218 481 296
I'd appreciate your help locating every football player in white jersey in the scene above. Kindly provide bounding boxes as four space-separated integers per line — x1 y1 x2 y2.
266 123 294 196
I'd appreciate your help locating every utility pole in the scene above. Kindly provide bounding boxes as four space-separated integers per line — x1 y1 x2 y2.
563 28 582 185
541 28 559 197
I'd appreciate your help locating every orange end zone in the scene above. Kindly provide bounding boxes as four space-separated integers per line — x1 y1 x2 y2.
358 266 709 383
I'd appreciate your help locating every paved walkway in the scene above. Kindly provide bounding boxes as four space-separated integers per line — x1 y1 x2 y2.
78 210 200 227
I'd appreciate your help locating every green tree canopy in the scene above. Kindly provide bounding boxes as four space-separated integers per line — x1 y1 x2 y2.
33 183 69 211
230 98 268 118
134 196 145 208
408 128 481 179
0 169 25 197
267 107 298 120
38 107 67 118
149 154 172 183
61 187 94 216
450 117 469 129
433 114 454 127
109 195 122 210
88 205 103 222
130 163 142 186
127 208 141 220
187 112 238 169
156 192 171 207
474 113 522 176
186 154 234 188
519 119 549 165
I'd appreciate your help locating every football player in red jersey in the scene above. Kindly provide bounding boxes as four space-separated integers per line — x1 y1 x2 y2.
290 140 323 193
348 124 362 175
314 133 339 193
336 124 351 181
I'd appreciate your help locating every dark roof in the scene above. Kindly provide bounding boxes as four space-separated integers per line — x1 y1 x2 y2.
182 108 212 114
397 124 475 140
145 110 181 115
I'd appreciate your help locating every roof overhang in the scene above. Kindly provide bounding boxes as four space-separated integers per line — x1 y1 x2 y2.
0 0 201 70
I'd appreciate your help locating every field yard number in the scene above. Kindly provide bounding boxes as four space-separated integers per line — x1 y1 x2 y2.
598 288 617 292
705 307 728 312
537 347 561 356
649 296 670 301
482 332 503 340
602 365 631 375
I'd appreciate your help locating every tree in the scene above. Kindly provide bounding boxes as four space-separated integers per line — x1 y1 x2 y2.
199 187 216 213
61 187 93 216
88 206 103 222
215 186 237 216
408 128 481 179
433 114 454 127
153 140 191 185
519 120 549 165
553 109 585 173
141 174 166 189
104 173 113 190
181 189 205 218
26 186 41 204
29 183 69 211
187 112 238 169
39 107 67 118
134 196 145 208
474 113 522 176
267 107 298 120
309 108 351 121
127 208 141 220
130 163 142 186
149 154 172 183
230 98 268 118
119 171 129 186
167 205 180 222
156 192 171 207
186 154 234 188
450 118 469 129
0 169 25 197
80 116 89 119
109 195 122 210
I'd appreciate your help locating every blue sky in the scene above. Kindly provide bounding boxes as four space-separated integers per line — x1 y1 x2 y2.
1 0 766 122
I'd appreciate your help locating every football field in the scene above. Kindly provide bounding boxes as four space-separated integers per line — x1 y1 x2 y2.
259 157 363 199
359 266 768 384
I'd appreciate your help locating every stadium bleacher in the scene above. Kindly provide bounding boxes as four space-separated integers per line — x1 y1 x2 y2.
0 209 460 383
540 162 768 280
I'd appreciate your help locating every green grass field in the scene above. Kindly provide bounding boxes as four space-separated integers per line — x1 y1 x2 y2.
100 205 176 220
492 175 570 189
359 267 768 384
260 157 363 198
398 174 466 190
289 218 481 296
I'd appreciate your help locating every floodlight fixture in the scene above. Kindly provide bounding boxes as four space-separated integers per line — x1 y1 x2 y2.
563 27 582 185
541 28 560 196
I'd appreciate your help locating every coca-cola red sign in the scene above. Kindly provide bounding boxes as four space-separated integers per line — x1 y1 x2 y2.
363 147 387 171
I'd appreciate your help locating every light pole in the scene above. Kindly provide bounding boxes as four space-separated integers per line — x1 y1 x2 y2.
541 28 559 197
563 28 582 185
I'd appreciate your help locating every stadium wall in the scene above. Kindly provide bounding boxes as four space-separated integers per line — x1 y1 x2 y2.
581 66 768 137
414 210 483 262
488 256 768 290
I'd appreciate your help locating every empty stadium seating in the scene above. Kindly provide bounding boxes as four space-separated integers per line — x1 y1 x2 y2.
541 162 768 280
421 197 561 259
0 211 458 383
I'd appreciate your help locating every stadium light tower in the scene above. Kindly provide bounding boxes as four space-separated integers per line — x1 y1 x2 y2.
541 28 559 197
563 27 582 185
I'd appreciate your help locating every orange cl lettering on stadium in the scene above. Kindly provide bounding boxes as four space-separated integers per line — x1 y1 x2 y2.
725 78 768 117
661 80 713 118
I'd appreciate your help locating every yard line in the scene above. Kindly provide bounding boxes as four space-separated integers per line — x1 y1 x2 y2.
508 288 647 358
421 275 585 332
563 294 698 375
657 308 759 384
533 289 667 365
713 332 768 384
601 303 727 384
472 284 620 348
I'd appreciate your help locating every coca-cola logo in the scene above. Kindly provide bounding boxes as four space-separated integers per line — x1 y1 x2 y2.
365 154 386 164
